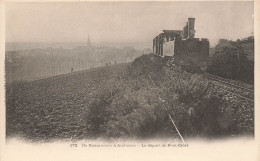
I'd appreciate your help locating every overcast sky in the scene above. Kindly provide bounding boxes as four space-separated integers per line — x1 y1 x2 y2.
6 1 254 47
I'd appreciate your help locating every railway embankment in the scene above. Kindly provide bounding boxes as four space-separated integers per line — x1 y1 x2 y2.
6 54 254 142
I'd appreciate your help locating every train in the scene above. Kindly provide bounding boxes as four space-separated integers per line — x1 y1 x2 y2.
153 18 211 72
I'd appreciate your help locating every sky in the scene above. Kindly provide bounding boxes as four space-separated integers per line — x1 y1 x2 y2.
5 1 254 47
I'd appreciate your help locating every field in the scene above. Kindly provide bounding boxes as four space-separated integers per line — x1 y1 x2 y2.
6 54 254 142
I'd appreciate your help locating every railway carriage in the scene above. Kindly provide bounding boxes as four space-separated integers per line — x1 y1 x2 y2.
153 18 211 72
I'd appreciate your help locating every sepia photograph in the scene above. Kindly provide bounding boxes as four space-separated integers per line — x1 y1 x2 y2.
1 0 259 161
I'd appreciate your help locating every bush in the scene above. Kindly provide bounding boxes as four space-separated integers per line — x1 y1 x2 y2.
86 54 253 139
208 38 254 84
127 54 165 81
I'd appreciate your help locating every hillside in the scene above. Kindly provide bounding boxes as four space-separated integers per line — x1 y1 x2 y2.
5 45 143 83
6 54 254 142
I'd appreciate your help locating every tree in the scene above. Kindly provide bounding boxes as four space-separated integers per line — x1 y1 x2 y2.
210 37 253 84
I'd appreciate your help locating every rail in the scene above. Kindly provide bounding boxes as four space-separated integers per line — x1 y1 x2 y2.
203 73 254 102
203 73 253 92
139 57 185 144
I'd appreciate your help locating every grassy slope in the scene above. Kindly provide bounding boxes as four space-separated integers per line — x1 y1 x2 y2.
6 54 254 142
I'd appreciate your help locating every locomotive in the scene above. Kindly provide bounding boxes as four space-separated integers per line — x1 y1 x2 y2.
153 18 210 72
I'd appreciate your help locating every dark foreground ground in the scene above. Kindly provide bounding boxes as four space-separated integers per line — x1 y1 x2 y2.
6 54 254 142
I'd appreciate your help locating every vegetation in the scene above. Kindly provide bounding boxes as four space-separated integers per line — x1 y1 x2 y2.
208 36 254 84
6 54 254 142
87 54 253 139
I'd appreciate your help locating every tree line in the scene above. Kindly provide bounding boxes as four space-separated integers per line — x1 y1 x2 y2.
208 36 254 84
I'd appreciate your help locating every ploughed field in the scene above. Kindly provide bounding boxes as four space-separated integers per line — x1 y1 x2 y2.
6 64 130 141
6 54 254 142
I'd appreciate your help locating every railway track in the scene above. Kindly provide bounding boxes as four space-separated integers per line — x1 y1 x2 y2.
203 73 254 102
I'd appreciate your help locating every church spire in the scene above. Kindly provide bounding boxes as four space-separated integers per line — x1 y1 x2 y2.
87 34 91 48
